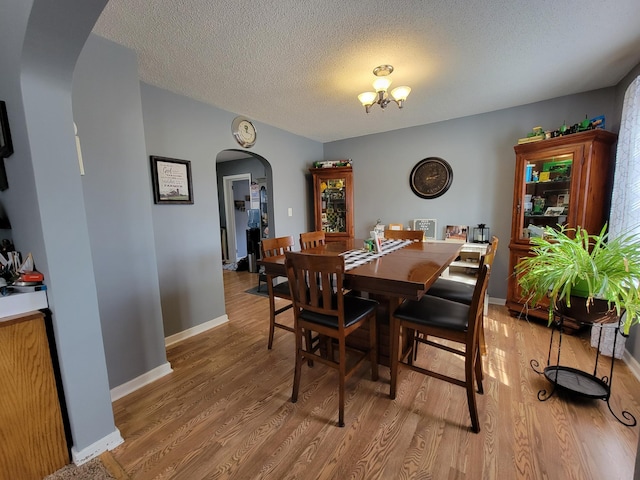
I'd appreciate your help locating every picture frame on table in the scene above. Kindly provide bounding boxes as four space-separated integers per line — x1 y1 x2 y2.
444 225 468 242
150 156 194 204
0 101 13 158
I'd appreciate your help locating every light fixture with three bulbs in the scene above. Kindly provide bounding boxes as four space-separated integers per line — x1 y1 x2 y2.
357 65 411 114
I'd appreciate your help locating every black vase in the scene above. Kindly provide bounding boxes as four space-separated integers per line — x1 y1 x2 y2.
556 296 619 326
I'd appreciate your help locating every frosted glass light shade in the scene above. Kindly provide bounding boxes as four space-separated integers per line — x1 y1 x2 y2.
358 91 377 106
391 86 411 101
372 77 392 92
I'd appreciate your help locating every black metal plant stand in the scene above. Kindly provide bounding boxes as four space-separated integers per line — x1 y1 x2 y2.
530 312 637 427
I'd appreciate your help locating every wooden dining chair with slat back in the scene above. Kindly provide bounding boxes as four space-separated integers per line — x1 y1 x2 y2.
384 229 424 241
260 236 295 349
423 236 498 355
390 263 491 433
285 251 379 427
299 231 326 250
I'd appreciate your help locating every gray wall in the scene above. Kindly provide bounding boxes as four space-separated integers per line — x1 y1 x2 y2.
324 89 617 301
139 83 322 337
0 0 116 459
72 35 167 388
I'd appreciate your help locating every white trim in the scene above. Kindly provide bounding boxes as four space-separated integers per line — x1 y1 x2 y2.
489 297 506 305
71 428 124 465
165 314 229 347
110 362 173 402
623 349 640 382
108 314 228 402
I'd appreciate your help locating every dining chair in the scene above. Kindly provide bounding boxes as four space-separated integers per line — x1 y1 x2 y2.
299 231 326 250
424 236 498 355
384 229 424 241
285 251 379 427
390 263 491 433
260 236 295 349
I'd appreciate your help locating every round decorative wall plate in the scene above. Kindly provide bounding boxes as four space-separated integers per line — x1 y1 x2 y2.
231 116 257 148
409 157 453 199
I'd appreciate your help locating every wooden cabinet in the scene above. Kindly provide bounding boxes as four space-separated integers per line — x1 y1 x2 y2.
0 311 69 479
506 130 617 322
310 166 354 241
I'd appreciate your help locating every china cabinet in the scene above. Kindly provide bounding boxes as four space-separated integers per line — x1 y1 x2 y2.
310 166 354 241
506 130 617 325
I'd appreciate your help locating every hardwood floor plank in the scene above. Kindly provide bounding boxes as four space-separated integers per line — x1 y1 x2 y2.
108 269 640 479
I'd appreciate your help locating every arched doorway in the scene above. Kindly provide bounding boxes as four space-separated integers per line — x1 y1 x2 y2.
215 149 274 266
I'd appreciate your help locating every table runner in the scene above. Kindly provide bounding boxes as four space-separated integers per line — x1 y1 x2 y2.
340 239 412 271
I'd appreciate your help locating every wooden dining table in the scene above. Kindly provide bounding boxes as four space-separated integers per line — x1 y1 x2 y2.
258 239 463 367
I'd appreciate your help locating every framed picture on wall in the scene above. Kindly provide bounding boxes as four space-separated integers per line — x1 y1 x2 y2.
150 156 194 204
0 101 14 158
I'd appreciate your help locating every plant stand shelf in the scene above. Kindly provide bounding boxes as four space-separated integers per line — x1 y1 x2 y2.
530 313 637 427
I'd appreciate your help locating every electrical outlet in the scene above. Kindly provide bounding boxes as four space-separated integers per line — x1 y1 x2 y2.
288 208 293 217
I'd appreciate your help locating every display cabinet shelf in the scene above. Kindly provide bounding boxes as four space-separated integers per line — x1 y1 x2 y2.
310 166 354 241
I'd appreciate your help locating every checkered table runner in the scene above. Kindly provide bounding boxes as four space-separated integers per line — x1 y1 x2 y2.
340 239 412 271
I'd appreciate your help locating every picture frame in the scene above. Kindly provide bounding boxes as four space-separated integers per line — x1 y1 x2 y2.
445 225 468 242
413 219 437 239
150 156 194 204
0 101 14 158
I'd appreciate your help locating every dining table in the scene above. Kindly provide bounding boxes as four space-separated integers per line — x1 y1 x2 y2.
258 238 463 367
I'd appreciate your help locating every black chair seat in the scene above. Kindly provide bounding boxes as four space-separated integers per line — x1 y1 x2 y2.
299 296 378 329
426 277 474 305
395 295 470 332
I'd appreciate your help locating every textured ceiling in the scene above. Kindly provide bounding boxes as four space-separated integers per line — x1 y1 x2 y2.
93 0 640 143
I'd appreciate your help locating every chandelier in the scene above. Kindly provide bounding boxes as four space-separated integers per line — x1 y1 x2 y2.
357 65 411 114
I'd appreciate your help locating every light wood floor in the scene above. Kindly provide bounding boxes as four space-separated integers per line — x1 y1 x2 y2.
110 270 640 479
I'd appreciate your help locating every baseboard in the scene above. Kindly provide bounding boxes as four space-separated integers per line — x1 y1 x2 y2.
623 349 640 381
71 428 124 465
164 314 229 347
110 362 173 402
489 297 506 305
108 314 228 402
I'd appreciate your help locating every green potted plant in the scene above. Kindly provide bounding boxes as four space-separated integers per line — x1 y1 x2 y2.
516 224 640 335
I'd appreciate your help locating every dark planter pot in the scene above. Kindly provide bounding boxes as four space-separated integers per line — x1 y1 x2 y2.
556 296 619 326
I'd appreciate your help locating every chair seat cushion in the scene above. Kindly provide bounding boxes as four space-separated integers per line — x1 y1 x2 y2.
394 295 470 332
426 277 474 305
300 296 378 329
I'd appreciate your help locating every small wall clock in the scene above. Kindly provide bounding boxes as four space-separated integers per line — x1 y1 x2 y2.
409 157 453 199
232 116 257 148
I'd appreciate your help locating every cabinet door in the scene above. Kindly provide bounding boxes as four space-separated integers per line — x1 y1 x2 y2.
512 144 583 243
312 167 354 239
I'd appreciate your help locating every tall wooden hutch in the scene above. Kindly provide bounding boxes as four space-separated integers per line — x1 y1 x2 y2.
310 166 354 241
506 129 617 321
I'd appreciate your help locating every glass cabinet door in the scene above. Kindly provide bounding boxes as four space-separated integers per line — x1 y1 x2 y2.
518 152 573 241
320 176 347 234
